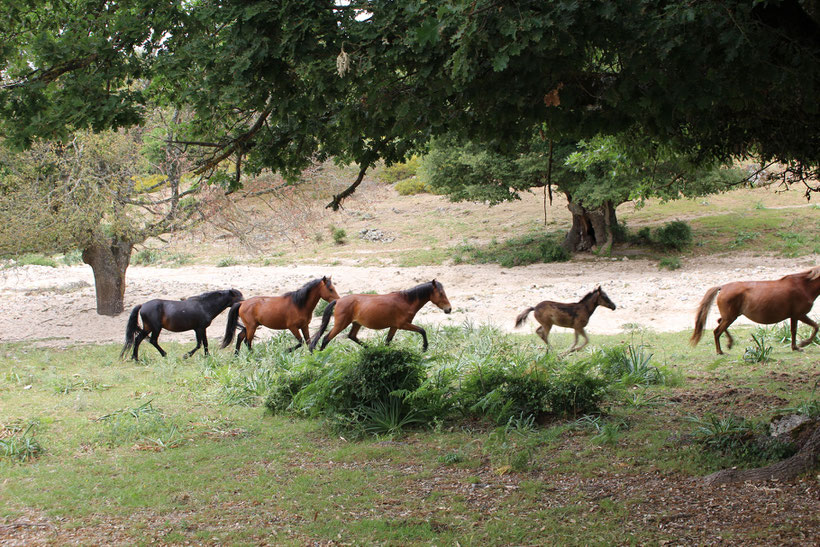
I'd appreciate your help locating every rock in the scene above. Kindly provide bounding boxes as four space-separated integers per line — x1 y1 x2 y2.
358 228 395 243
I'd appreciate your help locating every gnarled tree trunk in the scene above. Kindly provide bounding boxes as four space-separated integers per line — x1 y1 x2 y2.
82 238 133 316
563 197 618 254
705 423 820 485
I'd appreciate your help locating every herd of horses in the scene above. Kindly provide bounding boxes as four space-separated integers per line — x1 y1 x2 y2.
121 266 820 361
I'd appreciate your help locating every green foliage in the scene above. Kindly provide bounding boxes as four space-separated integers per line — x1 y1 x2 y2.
593 344 671 387
61 250 83 266
0 424 43 462
658 257 681 270
216 257 238 267
96 400 185 450
394 178 431 196
331 226 347 245
378 156 421 183
743 332 773 363
453 233 569 268
687 414 795 469
653 221 693 251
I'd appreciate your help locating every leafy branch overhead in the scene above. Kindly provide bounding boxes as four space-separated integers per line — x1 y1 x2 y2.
1 1 819 203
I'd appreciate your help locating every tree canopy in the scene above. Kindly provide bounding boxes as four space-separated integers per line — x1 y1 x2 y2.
2 1 819 203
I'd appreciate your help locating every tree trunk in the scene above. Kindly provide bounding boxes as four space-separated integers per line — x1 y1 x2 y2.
704 423 820 485
82 238 133 316
563 197 618 254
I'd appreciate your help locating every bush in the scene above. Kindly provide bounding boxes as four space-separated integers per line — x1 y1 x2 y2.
659 256 681 270
653 220 692 251
331 226 347 245
132 248 161 265
593 344 670 387
12 253 58 268
394 178 430 196
377 156 421 183
453 233 569 268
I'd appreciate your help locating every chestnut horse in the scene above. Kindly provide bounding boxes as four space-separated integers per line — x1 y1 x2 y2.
121 289 243 360
309 280 452 352
222 276 339 353
515 286 616 354
691 266 820 354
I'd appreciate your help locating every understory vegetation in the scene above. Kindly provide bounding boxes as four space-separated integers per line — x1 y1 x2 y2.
2 318 819 542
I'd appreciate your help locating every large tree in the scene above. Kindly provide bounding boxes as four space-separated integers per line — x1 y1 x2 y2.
0 112 201 315
421 134 741 252
2 1 818 203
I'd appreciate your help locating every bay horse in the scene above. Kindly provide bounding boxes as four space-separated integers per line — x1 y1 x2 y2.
515 286 616 354
691 266 820 354
121 289 243 360
308 280 452 352
221 276 339 353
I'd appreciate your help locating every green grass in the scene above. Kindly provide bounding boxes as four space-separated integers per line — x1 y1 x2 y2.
1 324 819 543
452 232 569 267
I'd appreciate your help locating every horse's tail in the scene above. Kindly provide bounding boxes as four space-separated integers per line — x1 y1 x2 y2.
515 307 534 328
221 302 242 349
309 300 336 351
691 286 720 346
120 305 142 359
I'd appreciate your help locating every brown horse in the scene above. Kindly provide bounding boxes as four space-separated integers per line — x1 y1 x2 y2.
515 286 616 354
308 280 452 352
691 266 820 354
221 276 339 353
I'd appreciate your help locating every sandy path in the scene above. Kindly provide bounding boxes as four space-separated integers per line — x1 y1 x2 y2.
1 255 817 348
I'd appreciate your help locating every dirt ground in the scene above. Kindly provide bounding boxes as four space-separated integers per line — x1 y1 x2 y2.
1 254 817 348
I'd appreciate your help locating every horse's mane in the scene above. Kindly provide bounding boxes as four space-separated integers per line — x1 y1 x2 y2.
401 280 439 302
286 278 323 307
805 266 820 281
579 288 599 304
188 290 227 301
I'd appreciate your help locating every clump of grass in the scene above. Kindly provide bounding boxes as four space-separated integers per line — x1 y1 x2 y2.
687 413 795 469
216 257 239 267
658 256 681 270
96 400 184 450
61 250 83 266
743 332 773 363
592 344 673 387
0 424 43 462
9 253 58 268
131 248 162 265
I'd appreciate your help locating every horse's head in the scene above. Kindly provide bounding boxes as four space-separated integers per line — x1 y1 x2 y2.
320 276 340 302
229 289 244 304
595 286 616 310
430 279 452 314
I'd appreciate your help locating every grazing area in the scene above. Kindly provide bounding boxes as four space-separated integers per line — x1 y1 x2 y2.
1 323 819 544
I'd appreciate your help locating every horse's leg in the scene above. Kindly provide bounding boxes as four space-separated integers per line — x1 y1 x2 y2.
797 314 819 348
319 316 353 350
397 323 428 351
132 330 148 360
712 315 737 355
385 327 398 345
234 327 246 355
347 323 366 346
184 329 204 358
724 326 734 350
561 329 581 356
148 330 167 357
575 328 590 352
287 327 304 352
535 324 552 347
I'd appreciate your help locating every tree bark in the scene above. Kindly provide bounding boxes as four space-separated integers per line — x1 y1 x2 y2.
563 197 618 254
704 423 820 485
82 238 133 316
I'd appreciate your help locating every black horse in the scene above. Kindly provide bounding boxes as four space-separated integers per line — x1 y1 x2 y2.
121 289 243 360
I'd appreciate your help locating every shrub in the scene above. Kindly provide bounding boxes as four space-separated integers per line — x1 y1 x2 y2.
13 253 58 268
217 257 238 267
0 424 43 462
453 233 569 267
394 178 430 196
377 156 421 183
593 344 669 386
61 250 83 266
653 220 692 250
544 366 609 417
132 248 161 265
331 226 347 245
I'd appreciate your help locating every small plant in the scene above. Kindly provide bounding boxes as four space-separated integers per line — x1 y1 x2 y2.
361 397 425 437
377 156 421 183
653 220 692 251
0 424 43 462
658 256 681 270
331 226 347 245
131 248 161 265
12 253 58 268
621 389 664 408
731 231 760 249
217 257 239 267
743 332 773 363
687 413 795 468
61 250 83 266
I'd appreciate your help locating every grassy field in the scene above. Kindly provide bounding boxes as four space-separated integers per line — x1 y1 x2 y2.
2 321 819 544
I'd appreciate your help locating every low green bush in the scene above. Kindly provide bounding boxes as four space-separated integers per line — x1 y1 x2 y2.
453 233 569 267
687 414 796 469
653 220 692 250
377 156 421 184
394 178 430 196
